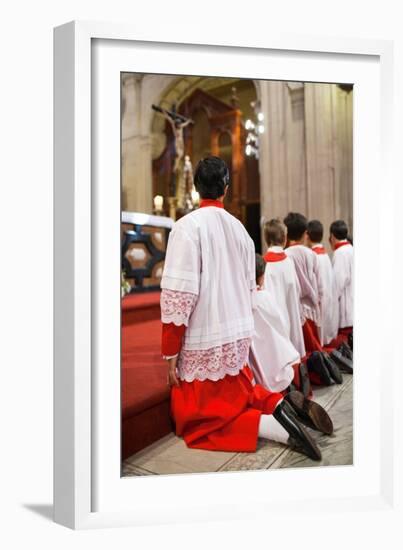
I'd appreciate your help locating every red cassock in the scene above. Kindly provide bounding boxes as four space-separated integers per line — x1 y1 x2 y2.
162 323 282 452
302 318 323 353
285 244 324 356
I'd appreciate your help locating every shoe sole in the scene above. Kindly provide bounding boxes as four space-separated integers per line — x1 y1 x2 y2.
307 354 333 386
287 392 334 435
331 353 353 375
322 355 343 384
338 344 353 361
339 364 353 374
289 421 322 461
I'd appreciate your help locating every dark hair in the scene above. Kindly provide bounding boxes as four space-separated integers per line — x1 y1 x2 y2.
330 220 349 240
264 218 286 247
283 212 308 241
194 156 230 199
255 253 266 282
307 219 323 243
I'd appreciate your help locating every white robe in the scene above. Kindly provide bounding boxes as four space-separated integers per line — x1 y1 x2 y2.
263 246 306 358
332 242 354 329
249 289 299 392
312 244 339 345
160 204 256 382
285 244 322 328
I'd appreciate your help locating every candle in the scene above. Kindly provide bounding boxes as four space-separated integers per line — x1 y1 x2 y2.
154 195 164 212
191 189 200 205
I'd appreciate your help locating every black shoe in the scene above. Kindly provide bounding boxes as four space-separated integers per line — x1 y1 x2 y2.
330 349 353 374
307 351 333 386
273 401 322 460
273 401 322 461
338 341 353 361
321 352 343 384
284 391 334 435
287 381 298 393
299 362 311 399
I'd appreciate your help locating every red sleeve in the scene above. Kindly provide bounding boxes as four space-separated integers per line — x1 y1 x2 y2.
161 322 186 356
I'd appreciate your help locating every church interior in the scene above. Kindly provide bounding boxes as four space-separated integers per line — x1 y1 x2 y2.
121 73 353 475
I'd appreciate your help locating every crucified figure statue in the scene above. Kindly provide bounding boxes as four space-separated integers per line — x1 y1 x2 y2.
152 104 194 208
152 104 194 172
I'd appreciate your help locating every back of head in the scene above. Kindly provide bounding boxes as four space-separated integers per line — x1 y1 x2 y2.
330 219 349 240
194 156 229 199
255 253 266 283
264 218 287 247
283 212 308 241
307 219 323 243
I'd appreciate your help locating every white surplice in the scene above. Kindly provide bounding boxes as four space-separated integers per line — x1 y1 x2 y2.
263 246 306 358
285 244 322 328
312 244 339 345
160 204 256 382
332 241 354 329
249 289 299 392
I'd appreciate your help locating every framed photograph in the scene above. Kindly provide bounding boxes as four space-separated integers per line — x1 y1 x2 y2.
54 21 395 529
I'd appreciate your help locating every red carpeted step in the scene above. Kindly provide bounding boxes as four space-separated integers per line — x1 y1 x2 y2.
122 291 161 326
122 318 169 418
122 292 174 459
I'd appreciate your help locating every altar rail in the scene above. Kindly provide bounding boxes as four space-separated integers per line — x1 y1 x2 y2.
121 212 174 293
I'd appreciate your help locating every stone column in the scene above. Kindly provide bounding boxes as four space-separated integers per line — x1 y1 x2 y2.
285 83 308 214
258 80 287 226
305 83 353 243
121 74 153 214
122 135 153 213
258 81 308 246
304 83 337 242
332 85 353 235
258 80 352 249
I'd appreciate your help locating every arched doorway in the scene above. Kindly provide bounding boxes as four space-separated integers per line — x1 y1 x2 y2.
151 77 262 251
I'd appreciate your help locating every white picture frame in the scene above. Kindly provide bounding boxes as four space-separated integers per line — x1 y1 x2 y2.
54 21 396 530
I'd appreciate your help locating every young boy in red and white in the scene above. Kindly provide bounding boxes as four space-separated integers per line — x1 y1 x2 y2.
249 254 332 433
306 219 339 346
160 157 327 460
263 219 306 359
251 254 312 398
329 220 354 336
283 212 323 353
283 213 343 386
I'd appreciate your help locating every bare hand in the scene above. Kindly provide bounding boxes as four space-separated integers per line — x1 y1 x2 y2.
167 356 180 387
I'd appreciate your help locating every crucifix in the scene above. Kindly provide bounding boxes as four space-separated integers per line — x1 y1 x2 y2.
152 104 194 212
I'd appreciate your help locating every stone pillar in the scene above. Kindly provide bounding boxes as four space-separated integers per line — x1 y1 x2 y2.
304 83 336 243
122 135 153 213
285 83 308 214
305 83 353 243
332 85 353 235
258 81 307 247
121 74 153 214
258 80 287 227
258 80 352 249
